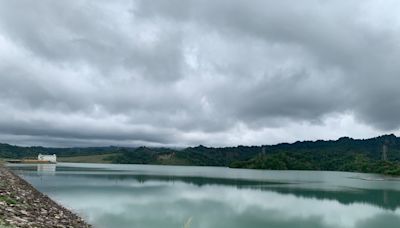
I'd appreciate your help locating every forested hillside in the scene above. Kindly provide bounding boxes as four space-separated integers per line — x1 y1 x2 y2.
1 134 400 175
0 144 126 159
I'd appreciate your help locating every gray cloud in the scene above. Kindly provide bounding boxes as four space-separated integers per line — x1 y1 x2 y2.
0 0 399 147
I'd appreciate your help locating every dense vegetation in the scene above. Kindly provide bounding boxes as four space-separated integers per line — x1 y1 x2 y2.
0 144 125 159
1 134 400 175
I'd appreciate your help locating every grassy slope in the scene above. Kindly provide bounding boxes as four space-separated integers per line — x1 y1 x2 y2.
58 153 121 163
154 155 192 166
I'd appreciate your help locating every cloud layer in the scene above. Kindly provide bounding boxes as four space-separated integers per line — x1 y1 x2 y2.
0 0 399 147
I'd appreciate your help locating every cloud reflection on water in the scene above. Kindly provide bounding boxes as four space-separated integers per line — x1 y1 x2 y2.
41 178 400 228
11 164 400 228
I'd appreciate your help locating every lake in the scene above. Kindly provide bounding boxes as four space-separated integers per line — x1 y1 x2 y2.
8 163 400 228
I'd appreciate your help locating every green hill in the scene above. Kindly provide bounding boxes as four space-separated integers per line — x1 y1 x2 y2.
1 134 400 175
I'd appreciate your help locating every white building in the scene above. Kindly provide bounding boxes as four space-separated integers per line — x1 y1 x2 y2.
38 154 57 163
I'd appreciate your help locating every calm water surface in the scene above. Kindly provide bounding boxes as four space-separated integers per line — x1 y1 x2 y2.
8 163 400 228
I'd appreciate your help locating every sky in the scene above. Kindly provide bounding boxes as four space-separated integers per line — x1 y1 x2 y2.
0 0 400 147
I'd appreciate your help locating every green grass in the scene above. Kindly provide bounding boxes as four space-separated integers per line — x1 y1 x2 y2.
58 153 121 163
0 196 17 205
183 217 193 228
156 157 192 166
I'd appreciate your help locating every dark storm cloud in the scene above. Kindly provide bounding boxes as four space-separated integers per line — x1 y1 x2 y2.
0 0 399 146
135 0 400 127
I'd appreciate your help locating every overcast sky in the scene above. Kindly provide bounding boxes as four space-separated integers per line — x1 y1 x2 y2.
0 0 400 147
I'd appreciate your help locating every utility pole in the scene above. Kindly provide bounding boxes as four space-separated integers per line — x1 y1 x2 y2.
382 140 389 161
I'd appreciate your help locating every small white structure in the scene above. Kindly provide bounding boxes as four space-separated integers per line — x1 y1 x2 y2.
38 154 57 163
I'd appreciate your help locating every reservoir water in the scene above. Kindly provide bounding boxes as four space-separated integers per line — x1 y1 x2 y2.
8 163 400 228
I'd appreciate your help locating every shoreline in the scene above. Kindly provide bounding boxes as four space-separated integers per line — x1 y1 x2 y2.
0 164 91 227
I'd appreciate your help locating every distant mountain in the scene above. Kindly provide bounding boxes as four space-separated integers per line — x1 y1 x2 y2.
1 134 400 175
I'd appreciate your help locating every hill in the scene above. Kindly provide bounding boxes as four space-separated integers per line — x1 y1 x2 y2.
1 134 400 175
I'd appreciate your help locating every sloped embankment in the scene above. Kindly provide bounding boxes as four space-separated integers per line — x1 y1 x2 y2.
0 165 91 227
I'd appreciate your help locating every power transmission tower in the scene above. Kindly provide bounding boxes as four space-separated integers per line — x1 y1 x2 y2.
382 140 389 161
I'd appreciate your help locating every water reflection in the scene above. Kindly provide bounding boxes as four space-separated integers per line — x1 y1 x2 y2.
9 164 400 228
37 164 56 174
